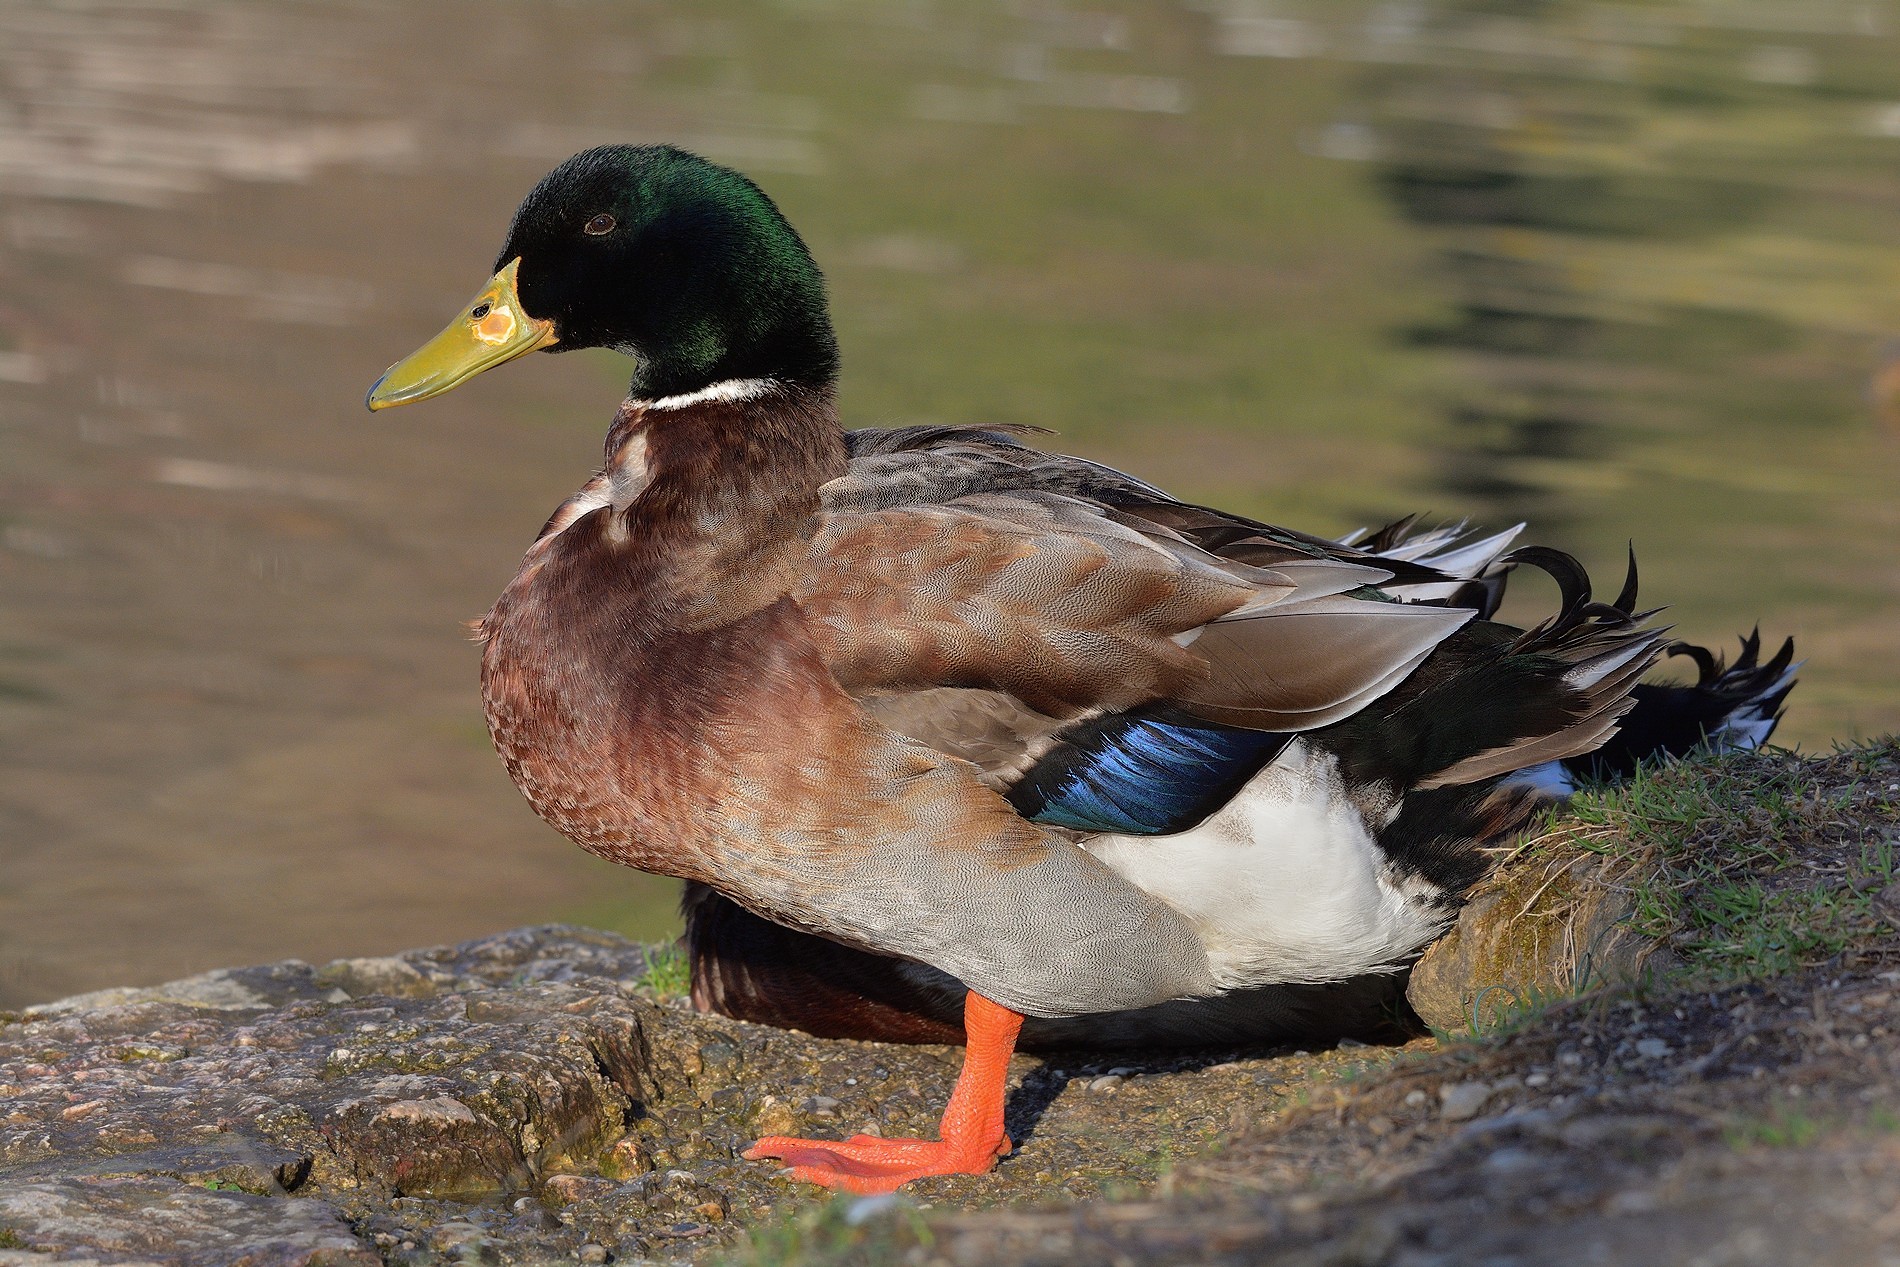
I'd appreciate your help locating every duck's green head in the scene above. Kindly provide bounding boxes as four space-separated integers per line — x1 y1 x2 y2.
366 145 838 409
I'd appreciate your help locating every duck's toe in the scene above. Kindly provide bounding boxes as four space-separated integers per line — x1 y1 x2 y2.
743 1131 1011 1193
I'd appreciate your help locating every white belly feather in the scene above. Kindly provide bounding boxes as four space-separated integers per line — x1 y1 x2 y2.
1081 741 1451 989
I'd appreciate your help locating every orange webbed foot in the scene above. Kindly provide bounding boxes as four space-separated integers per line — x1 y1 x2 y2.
743 1130 1011 1194
743 991 1026 1193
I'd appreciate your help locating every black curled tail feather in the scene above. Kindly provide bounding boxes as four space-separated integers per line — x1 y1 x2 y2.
1503 545 1663 706
1567 629 1799 781
1502 544 1657 638
1308 547 1663 796
1406 547 1665 790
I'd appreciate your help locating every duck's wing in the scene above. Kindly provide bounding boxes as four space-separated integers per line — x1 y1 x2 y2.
802 484 1469 723
804 442 1474 841
844 428 1534 610
820 428 1473 787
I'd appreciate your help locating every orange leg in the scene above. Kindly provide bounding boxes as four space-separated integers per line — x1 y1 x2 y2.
743 991 1024 1193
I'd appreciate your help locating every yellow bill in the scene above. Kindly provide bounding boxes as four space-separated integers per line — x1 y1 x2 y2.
365 258 558 410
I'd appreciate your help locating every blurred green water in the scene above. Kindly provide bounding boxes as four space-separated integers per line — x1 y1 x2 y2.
1352 0 1900 739
0 0 1895 995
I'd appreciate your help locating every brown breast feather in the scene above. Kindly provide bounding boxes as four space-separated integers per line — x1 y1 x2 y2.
482 530 1219 1017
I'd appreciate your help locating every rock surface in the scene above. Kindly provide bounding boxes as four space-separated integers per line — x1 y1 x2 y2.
0 926 1378 1265
1405 850 1674 1033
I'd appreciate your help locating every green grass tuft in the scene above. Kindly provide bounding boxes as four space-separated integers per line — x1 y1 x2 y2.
634 941 692 1001
1725 1099 1900 1153
1533 742 1900 985
1724 1104 1824 1151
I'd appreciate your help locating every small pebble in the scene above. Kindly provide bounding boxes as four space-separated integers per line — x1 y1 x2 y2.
1635 1038 1670 1059
430 1222 489 1252
1439 1081 1493 1122
843 1193 902 1226
1483 1147 1540 1175
802 1095 841 1116
1087 1074 1124 1093
577 1244 610 1264
1525 1072 1550 1088
544 1173 613 1203
1404 1090 1428 1108
509 1196 561 1232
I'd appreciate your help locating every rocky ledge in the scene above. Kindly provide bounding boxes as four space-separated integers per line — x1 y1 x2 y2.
0 924 1365 1265
2 744 1897 1267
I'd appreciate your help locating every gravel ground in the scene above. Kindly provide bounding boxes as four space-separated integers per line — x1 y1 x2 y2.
910 947 1900 1267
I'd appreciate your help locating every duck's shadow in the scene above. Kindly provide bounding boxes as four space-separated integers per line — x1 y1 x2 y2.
995 972 1428 1147
1000 1041 1340 1150
998 980 1426 1148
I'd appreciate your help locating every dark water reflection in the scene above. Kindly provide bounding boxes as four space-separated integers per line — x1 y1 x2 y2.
2 0 1896 1004
1359 0 1900 738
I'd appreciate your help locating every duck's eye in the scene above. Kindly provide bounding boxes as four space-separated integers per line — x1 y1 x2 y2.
470 302 492 320
584 213 616 236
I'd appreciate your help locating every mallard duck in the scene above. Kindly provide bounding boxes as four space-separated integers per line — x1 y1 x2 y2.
366 145 1795 1193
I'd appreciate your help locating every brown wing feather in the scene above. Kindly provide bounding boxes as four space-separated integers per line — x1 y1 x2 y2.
1179 596 1474 730
855 687 1068 791
836 426 1452 584
816 428 1476 763
796 492 1275 716
798 488 1470 735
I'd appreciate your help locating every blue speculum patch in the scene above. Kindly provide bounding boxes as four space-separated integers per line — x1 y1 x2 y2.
1008 711 1290 836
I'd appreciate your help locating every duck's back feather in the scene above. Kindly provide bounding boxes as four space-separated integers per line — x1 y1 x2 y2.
836 425 1453 584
